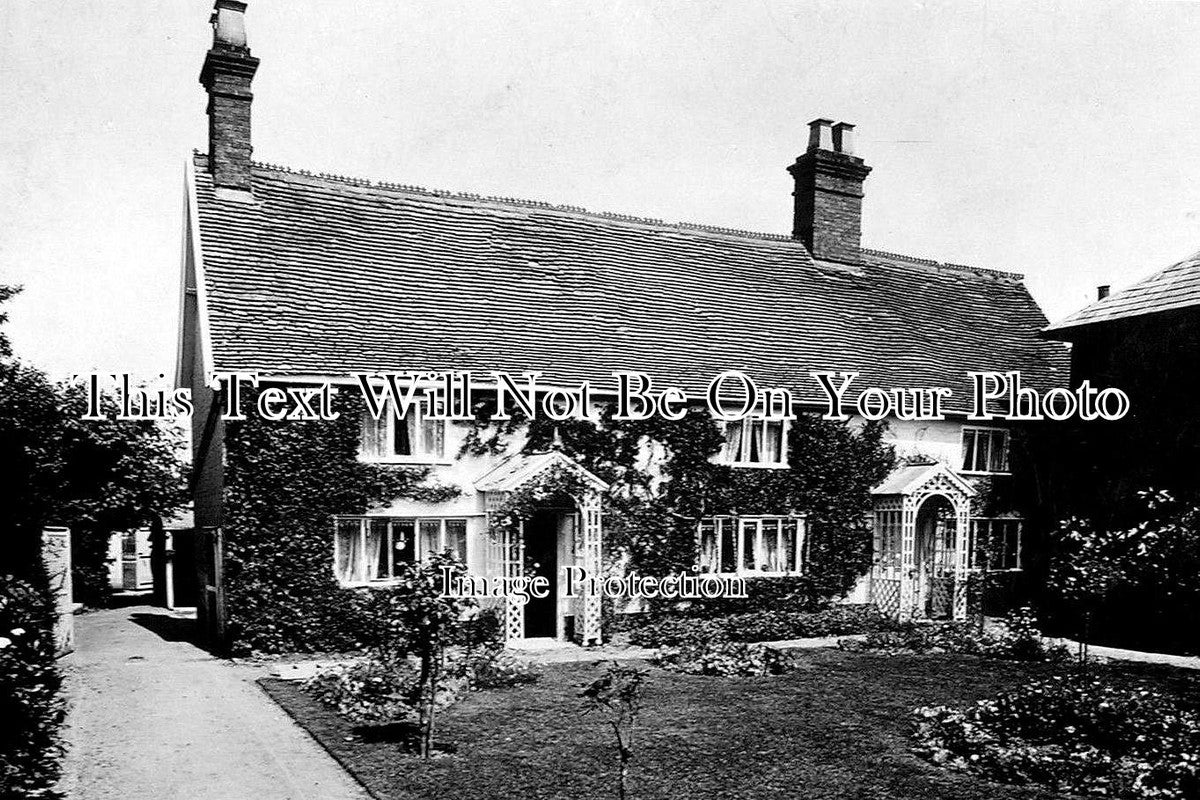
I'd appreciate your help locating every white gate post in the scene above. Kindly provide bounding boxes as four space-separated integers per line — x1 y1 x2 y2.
41 526 74 657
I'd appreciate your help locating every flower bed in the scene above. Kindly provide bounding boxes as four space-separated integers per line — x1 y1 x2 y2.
303 645 540 726
914 674 1200 799
628 604 893 648
845 607 1069 663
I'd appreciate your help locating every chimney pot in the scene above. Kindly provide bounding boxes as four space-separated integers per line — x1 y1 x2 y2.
807 119 835 152
211 1 249 48
832 122 856 155
1098 285 1111 300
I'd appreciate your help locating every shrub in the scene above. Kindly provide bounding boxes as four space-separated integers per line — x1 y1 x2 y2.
850 607 1068 662
1047 490 1200 656
450 644 541 690
914 674 1200 799
0 575 65 799
628 604 892 648
655 641 794 676
304 645 541 725
303 656 421 725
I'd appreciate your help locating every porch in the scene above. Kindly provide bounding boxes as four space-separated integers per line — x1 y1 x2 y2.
474 449 609 645
869 461 1023 621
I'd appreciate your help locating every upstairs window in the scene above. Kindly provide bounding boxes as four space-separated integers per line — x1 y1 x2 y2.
697 515 805 575
961 426 1010 474
360 402 446 463
717 418 788 467
334 516 468 586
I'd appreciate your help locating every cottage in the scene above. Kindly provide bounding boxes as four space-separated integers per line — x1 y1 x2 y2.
179 1 1067 651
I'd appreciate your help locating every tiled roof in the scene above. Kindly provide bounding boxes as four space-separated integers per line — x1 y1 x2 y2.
190 154 1068 411
1045 249 1200 336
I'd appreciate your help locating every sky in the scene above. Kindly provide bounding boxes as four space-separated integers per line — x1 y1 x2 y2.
3 0 1200 380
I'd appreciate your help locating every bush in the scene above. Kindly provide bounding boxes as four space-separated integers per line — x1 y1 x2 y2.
628 604 892 648
914 674 1200 798
303 656 421 725
850 607 1068 662
0 575 65 798
655 641 794 676
303 644 541 725
452 644 541 689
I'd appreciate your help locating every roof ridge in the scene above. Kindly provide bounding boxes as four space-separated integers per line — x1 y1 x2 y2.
217 153 805 246
861 246 1023 281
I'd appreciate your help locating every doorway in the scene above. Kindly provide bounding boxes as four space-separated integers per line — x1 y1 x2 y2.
914 494 956 619
523 509 559 638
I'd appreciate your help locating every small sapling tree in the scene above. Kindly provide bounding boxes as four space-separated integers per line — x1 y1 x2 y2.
580 661 648 800
384 552 475 758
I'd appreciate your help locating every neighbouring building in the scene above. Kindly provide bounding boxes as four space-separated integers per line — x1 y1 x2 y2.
1044 254 1200 503
179 1 1067 650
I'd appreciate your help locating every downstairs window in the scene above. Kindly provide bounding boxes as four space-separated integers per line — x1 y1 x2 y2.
334 516 468 585
697 515 805 575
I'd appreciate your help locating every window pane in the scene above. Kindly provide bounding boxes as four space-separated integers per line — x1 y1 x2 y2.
747 420 763 463
723 422 744 463
419 519 441 559
360 413 388 459
367 519 389 579
392 519 416 571
764 421 784 464
784 520 798 572
961 430 977 471
989 431 1009 472
335 519 363 583
741 520 756 571
976 432 991 473
445 519 467 561
719 519 737 573
421 418 445 459
763 519 781 571
393 413 414 456
699 520 718 572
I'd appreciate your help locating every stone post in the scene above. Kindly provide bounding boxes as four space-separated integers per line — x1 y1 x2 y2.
41 526 74 657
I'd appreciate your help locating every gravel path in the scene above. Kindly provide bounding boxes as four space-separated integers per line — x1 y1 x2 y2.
57 605 370 800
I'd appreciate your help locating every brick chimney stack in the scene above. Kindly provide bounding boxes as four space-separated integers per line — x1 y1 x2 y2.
788 119 872 264
199 1 259 191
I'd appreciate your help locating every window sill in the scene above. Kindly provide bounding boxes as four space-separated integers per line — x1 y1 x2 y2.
715 461 791 470
959 470 1012 477
338 579 404 589
701 571 803 578
358 455 454 467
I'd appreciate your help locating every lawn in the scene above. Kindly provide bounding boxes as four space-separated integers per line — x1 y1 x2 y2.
260 650 1199 800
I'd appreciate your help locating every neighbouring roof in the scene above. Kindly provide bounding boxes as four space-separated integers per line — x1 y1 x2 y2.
1046 249 1200 337
189 154 1068 410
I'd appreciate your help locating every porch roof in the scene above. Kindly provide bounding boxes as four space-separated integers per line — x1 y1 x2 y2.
473 450 609 494
871 462 977 498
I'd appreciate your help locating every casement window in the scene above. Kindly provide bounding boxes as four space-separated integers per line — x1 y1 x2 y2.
960 426 1010 474
717 418 788 467
359 402 446 463
697 515 805 576
334 516 468 585
969 517 1023 571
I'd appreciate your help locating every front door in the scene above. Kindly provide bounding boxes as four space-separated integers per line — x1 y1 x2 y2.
523 509 558 638
914 496 955 619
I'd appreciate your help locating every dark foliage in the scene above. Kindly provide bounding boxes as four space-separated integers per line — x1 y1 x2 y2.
0 573 65 799
627 604 894 647
915 673 1200 798
221 389 461 654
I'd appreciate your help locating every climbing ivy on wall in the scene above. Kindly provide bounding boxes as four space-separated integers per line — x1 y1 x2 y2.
221 388 460 655
466 399 896 603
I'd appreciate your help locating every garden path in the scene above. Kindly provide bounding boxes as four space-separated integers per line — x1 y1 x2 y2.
57 605 371 800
